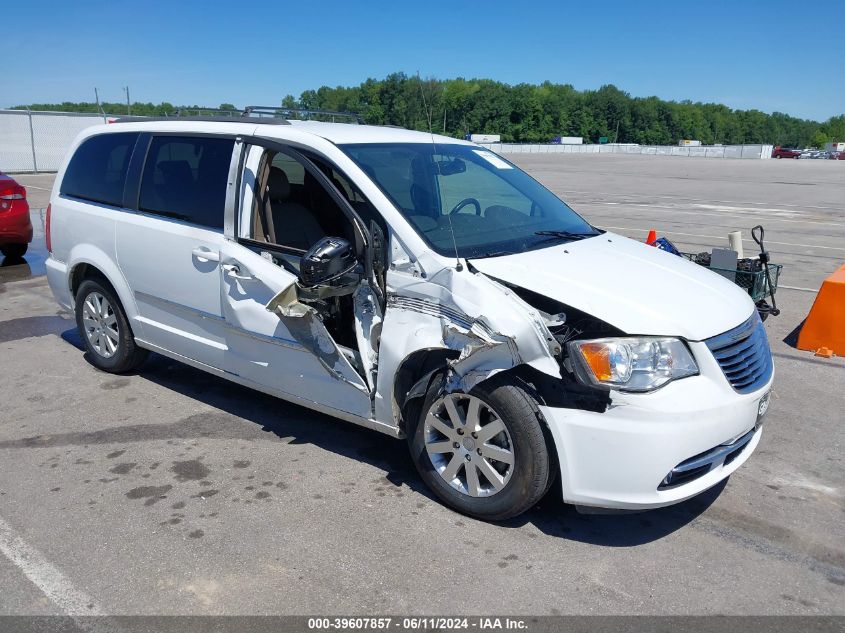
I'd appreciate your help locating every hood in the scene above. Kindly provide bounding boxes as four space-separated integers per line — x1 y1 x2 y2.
470 232 755 341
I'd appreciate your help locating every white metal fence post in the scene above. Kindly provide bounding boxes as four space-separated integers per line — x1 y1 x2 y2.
28 110 38 173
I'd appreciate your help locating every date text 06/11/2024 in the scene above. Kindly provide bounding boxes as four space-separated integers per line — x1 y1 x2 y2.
307 617 528 630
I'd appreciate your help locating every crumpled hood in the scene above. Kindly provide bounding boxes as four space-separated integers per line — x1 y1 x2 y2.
470 232 755 341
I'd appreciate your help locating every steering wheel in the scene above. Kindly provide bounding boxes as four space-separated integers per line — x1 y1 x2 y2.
448 197 482 216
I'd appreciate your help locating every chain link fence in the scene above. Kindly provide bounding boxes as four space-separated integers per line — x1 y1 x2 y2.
0 109 111 172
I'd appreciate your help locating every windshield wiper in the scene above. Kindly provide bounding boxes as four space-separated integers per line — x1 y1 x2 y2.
533 230 599 241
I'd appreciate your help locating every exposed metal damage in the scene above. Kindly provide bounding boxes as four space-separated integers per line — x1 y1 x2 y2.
352 282 382 392
386 264 564 403
265 283 370 394
262 245 611 431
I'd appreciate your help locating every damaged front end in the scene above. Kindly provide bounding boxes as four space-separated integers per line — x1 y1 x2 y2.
380 260 616 432
261 239 617 436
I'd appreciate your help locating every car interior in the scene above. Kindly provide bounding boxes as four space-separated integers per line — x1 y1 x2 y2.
250 150 369 254
244 149 385 359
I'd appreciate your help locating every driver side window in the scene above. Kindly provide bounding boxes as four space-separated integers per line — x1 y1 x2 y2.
247 149 352 255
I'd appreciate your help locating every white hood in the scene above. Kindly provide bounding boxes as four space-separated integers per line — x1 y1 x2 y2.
470 233 755 341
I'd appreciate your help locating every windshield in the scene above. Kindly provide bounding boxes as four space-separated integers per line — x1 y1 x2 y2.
339 143 599 258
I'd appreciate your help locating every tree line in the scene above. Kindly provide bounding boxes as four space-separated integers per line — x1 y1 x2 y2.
13 72 844 147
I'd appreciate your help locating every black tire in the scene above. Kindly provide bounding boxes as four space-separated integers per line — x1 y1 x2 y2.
407 373 551 521
1 243 28 258
75 278 148 373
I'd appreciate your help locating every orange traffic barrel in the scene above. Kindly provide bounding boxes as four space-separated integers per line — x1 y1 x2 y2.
797 264 845 357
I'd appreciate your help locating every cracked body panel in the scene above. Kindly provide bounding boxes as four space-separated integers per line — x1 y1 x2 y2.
266 284 369 394
375 247 564 428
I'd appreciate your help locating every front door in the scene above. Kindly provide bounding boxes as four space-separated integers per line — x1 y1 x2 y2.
218 140 383 419
217 240 372 418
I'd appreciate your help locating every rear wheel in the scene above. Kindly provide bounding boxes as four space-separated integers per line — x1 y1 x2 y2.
1 243 27 258
75 279 148 373
408 374 551 521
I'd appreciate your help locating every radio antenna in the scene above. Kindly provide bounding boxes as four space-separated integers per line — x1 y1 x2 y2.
418 72 462 272
94 87 106 119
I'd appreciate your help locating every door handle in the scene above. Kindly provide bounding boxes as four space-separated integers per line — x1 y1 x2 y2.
222 263 254 281
192 247 220 263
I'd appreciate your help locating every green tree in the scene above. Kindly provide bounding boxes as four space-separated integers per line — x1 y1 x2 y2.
14 73 840 147
809 130 829 148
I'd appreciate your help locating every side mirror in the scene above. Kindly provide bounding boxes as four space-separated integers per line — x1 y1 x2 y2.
299 237 358 287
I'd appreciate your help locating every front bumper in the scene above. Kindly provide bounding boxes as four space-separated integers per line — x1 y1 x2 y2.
541 340 772 510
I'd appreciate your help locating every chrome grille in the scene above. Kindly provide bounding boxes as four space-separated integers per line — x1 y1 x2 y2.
705 314 773 394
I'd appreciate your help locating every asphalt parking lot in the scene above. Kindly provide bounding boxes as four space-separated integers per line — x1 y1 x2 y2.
1 156 843 616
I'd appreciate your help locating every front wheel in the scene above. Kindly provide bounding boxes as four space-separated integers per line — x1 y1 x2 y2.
407 374 552 521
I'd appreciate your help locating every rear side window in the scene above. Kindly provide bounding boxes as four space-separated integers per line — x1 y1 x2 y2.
139 136 234 230
60 132 139 206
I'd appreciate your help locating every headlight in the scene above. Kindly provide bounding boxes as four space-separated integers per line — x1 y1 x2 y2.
567 337 698 392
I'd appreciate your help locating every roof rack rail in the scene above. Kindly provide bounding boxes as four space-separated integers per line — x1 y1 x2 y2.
107 105 365 126
244 106 364 124
107 115 290 125
173 107 243 118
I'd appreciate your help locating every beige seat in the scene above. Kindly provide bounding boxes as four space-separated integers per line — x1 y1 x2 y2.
266 168 325 251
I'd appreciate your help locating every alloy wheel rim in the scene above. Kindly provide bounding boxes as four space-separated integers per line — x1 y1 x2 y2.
424 393 515 498
82 292 119 358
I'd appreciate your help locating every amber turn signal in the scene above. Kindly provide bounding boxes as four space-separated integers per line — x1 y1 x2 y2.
578 342 613 382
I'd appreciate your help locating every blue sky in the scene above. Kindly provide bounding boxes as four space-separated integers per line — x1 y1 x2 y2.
4 0 843 121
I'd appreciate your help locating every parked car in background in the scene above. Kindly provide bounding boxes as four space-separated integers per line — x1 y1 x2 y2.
829 151 844 160
772 146 801 158
0 172 33 258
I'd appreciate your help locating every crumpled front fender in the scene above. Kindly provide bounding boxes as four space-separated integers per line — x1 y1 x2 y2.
376 262 563 427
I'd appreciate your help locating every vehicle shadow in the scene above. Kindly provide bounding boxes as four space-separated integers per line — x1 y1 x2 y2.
513 479 726 546
0 256 32 283
121 347 431 495
60 329 724 545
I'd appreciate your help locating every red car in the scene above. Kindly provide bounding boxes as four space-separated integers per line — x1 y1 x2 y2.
0 172 33 258
772 146 801 158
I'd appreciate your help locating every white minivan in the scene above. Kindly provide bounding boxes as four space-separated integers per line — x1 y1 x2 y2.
45 115 773 520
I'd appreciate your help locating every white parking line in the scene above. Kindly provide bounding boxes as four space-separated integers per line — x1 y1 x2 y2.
779 285 819 293
597 226 845 251
583 201 845 229
0 513 105 615
556 188 842 212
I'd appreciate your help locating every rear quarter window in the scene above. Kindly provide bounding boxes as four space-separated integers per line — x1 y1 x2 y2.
139 135 235 230
60 132 139 207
